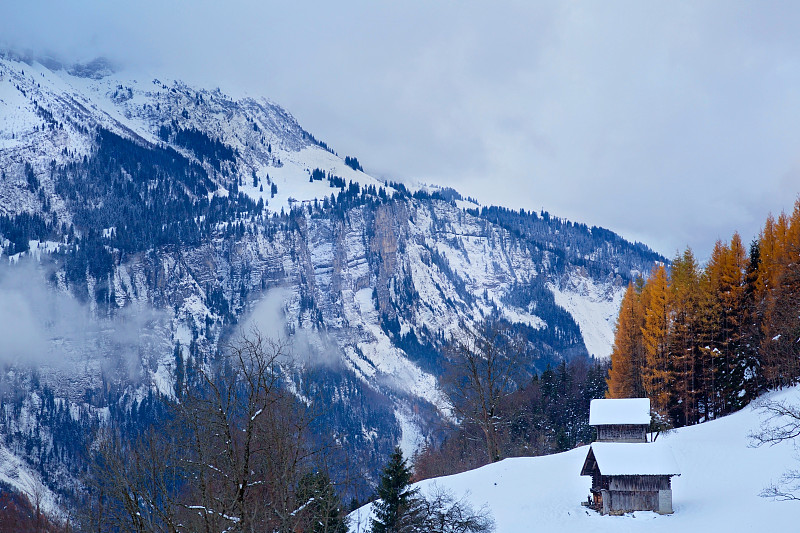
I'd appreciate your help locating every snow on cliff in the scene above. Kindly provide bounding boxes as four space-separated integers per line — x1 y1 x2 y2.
549 271 625 359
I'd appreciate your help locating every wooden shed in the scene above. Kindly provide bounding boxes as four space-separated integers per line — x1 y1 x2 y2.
580 442 680 515
589 398 650 443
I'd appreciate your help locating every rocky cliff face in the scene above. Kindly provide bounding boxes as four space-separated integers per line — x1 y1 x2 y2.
0 53 663 497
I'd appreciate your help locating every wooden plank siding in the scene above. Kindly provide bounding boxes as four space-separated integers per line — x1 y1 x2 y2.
608 475 671 492
605 489 659 512
595 424 647 443
583 464 674 514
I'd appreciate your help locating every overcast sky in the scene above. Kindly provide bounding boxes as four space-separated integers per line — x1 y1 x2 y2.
2 1 799 259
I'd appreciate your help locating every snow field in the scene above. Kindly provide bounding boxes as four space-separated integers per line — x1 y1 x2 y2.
350 386 800 532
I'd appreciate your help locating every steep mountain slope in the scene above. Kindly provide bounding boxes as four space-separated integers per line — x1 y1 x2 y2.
349 386 800 532
0 52 663 498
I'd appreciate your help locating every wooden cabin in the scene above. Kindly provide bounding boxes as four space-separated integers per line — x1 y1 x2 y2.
580 442 680 515
589 398 650 443
581 398 679 515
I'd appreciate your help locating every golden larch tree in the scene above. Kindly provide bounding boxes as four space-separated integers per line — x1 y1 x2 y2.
787 197 800 262
668 247 701 425
607 282 646 399
641 265 672 416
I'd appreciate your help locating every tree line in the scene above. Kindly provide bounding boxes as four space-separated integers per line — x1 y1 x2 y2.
607 198 800 427
412 321 608 481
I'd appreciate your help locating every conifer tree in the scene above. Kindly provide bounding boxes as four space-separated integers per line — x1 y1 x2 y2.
697 241 721 419
607 282 646 399
718 234 749 412
776 212 791 267
295 471 348 533
787 198 800 263
757 214 780 302
694 235 750 417
372 447 419 533
372 448 495 532
668 248 701 425
173 342 185 398
641 265 672 416
768 199 800 386
698 240 728 418
742 238 765 393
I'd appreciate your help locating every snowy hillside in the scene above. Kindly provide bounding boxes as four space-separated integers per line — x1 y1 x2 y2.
0 53 390 217
350 386 800 532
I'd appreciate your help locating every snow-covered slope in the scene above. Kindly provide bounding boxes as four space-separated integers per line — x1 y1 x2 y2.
0 443 60 518
548 270 626 359
350 386 800 532
0 52 390 218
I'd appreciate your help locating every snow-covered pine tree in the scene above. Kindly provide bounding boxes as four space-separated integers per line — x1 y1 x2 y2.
295 471 348 533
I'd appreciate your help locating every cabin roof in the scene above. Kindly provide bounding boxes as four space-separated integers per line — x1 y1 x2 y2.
589 398 651 426
581 442 681 477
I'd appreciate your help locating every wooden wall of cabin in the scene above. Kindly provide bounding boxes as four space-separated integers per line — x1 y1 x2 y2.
608 475 671 492
606 490 659 512
596 424 647 442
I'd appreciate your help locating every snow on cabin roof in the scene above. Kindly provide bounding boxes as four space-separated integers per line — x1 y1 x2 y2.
586 442 681 476
589 398 650 426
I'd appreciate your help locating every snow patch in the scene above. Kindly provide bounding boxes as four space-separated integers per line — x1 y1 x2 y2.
395 407 425 460
0 444 62 519
548 272 625 358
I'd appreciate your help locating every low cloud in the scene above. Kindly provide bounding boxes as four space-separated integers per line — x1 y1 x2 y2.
0 259 170 385
239 287 344 369
0 283 52 364
0 260 88 367
239 287 292 343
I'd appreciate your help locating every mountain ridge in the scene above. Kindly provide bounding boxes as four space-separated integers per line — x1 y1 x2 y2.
0 53 664 502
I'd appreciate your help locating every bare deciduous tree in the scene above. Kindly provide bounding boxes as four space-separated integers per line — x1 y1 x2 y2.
176 331 325 532
412 486 495 533
83 330 335 533
750 399 800 501
86 426 184 533
443 320 521 463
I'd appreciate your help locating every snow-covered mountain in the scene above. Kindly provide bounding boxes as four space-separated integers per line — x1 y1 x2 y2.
0 51 663 497
349 386 800 532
